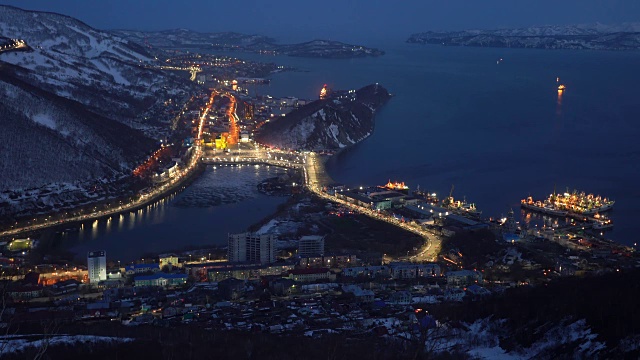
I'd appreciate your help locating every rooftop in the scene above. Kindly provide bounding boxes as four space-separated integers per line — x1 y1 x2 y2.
135 273 187 281
289 268 330 275
338 191 373 204
300 235 324 241
446 214 480 226
125 263 160 271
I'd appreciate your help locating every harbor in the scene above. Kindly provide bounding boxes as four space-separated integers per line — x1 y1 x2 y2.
521 189 615 230
323 179 635 271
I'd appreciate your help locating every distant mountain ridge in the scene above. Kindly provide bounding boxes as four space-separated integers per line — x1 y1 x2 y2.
114 29 385 58
255 84 391 151
408 23 640 50
112 29 274 49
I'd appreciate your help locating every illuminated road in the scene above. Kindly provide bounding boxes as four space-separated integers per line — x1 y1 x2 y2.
304 152 441 262
0 39 26 53
0 87 439 262
223 92 239 146
1 145 440 262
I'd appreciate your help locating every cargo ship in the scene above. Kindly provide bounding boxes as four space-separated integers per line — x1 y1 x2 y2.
442 185 481 217
521 197 568 217
521 189 614 217
413 186 439 206
550 190 614 215
383 180 409 191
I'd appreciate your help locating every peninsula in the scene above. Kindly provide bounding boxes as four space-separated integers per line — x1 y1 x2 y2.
255 84 391 150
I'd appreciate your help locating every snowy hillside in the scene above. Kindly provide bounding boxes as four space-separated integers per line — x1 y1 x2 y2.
0 5 197 209
255 84 391 151
0 5 197 136
408 23 640 50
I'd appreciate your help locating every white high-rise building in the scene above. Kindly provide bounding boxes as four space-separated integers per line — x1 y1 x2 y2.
87 250 107 283
298 235 325 257
228 233 247 263
228 233 276 264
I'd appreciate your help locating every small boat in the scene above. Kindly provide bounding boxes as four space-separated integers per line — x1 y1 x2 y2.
593 221 613 230
592 216 613 230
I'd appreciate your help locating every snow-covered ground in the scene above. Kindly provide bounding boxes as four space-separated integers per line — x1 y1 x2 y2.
0 334 132 355
401 318 608 359
255 219 305 237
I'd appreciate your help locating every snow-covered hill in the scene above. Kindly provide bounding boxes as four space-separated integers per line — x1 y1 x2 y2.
0 5 197 208
408 23 640 50
255 84 391 151
0 5 197 135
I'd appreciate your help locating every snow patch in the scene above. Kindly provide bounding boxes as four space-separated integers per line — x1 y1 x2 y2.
32 113 56 130
0 335 133 355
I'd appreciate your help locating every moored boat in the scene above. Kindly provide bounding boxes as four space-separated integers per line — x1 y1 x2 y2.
521 197 568 217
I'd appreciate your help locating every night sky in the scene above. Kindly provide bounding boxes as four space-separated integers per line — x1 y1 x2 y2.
1 0 639 44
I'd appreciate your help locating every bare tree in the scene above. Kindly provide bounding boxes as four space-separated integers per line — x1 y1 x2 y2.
32 318 62 360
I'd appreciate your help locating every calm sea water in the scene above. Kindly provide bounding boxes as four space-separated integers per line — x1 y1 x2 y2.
60 165 288 262
227 43 640 246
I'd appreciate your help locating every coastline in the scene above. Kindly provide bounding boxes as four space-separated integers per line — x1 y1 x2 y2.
2 87 390 251
0 162 206 240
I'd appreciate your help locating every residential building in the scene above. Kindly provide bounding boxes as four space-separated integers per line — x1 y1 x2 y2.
446 270 483 287
466 284 491 298
87 251 107 284
134 273 187 288
298 235 325 257
444 288 466 302
341 285 374 303
125 263 161 276
228 232 276 264
49 279 80 295
341 266 390 278
299 254 358 268
7 285 43 300
388 291 412 305
287 268 334 283
341 262 440 279
206 262 295 282
388 262 441 279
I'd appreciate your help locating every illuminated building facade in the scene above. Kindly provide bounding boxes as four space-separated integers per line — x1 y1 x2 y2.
87 251 107 284
244 103 254 120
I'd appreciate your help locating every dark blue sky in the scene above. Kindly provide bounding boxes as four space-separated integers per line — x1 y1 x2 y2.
2 0 639 44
